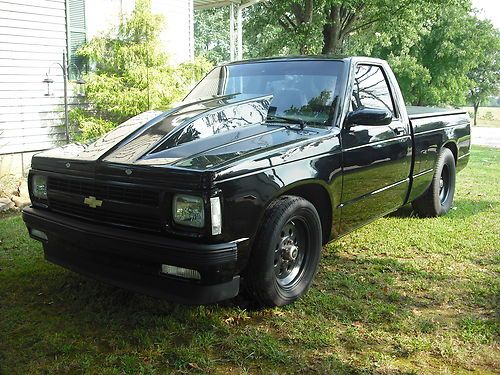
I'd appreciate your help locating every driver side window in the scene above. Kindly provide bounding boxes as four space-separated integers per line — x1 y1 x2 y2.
351 65 395 116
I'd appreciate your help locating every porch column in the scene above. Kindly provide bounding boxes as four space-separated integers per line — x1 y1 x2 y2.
237 5 243 60
229 3 235 61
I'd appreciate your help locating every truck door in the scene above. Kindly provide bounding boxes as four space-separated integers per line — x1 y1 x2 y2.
340 63 412 233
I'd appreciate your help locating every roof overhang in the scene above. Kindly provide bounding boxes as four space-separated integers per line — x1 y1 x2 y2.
193 0 263 11
193 0 265 60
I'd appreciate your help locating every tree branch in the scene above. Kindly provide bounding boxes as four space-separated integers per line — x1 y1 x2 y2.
347 0 412 34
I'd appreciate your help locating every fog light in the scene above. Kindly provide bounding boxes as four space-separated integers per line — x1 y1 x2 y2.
30 228 48 241
161 264 201 280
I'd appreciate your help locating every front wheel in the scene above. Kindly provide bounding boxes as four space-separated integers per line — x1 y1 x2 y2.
244 195 322 307
412 147 456 217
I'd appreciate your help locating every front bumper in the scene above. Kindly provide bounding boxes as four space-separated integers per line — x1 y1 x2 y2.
22 207 244 304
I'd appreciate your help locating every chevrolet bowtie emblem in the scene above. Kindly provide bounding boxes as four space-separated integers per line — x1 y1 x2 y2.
83 196 103 208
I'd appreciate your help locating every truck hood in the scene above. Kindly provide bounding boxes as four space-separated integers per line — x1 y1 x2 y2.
32 94 326 177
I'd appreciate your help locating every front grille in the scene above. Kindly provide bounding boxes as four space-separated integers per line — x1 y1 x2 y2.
47 176 162 232
49 177 160 206
49 199 160 231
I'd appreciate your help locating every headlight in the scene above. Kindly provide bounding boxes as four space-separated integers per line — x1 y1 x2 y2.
172 194 204 228
32 175 47 199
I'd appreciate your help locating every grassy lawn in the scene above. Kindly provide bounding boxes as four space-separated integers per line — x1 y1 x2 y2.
0 146 498 374
462 106 500 127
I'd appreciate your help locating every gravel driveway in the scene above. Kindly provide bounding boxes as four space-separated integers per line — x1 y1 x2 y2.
471 126 500 148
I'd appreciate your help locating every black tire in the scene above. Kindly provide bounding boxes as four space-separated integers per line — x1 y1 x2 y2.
244 195 322 307
412 147 456 217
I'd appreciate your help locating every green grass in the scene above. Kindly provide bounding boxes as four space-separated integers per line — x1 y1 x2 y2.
462 106 500 127
1 146 499 374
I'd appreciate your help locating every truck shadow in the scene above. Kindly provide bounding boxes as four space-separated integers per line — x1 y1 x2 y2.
36 257 414 372
4 212 495 373
5 245 492 373
388 198 496 219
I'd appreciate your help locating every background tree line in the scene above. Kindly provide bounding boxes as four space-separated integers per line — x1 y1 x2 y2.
195 0 499 125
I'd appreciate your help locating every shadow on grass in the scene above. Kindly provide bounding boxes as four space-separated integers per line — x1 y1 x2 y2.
1 213 495 373
449 198 497 218
387 198 496 219
308 255 443 323
387 204 414 218
0 253 434 373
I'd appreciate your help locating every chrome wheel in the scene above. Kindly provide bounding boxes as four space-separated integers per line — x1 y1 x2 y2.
274 220 306 288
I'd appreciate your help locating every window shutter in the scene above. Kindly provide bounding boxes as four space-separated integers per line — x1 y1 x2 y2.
67 0 86 79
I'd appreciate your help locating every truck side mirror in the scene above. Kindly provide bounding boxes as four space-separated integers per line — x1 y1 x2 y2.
345 107 393 127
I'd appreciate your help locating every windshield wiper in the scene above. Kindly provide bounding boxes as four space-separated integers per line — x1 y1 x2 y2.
266 115 306 130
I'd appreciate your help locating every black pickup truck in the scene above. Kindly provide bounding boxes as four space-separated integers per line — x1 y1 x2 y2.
23 57 470 306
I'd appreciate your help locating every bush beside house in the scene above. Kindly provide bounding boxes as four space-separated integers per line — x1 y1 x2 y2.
72 0 212 142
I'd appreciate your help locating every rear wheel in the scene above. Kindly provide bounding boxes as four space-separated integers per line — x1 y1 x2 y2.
412 147 456 217
245 195 322 307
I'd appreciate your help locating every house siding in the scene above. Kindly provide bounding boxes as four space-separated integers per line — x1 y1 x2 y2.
153 0 194 64
0 0 69 169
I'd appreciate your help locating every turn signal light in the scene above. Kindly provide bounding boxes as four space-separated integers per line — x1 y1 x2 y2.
161 264 201 280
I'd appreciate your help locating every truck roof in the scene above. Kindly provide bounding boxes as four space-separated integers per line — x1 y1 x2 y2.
223 55 386 66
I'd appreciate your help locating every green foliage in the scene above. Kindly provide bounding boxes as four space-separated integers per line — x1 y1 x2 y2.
175 56 214 85
194 8 230 64
70 108 115 142
244 0 465 56
72 0 212 142
76 0 179 123
197 0 499 108
364 3 489 106
385 54 431 105
409 6 495 105
466 19 500 124
244 1 319 57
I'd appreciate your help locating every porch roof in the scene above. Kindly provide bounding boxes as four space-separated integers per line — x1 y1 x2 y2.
193 0 262 11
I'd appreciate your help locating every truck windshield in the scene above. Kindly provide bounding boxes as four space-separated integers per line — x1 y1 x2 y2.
184 60 344 125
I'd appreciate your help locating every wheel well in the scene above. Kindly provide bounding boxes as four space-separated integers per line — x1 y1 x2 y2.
283 184 332 245
443 142 458 164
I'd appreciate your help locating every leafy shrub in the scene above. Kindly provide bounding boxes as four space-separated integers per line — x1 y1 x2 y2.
71 0 212 142
70 108 115 142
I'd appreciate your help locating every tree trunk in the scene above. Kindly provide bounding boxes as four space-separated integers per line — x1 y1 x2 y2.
473 101 479 126
322 24 342 54
321 6 342 55
289 1 314 55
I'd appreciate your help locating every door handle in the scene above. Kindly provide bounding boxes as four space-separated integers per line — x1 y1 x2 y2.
392 126 406 135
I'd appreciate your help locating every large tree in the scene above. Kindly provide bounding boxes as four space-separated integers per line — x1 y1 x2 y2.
195 0 499 109
245 0 467 56
360 3 490 106
368 6 499 107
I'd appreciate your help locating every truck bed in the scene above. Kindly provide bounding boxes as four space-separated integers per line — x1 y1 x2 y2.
406 106 467 120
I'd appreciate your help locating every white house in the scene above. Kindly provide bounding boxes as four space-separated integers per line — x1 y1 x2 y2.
0 0 194 176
